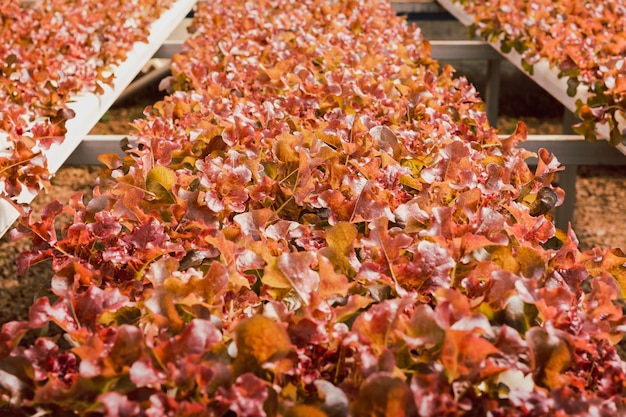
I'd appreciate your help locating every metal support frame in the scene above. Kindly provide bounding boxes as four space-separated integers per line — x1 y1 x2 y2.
116 60 171 103
391 1 448 15
68 132 626 233
555 165 577 231
485 59 501 126
69 134 626 166
554 109 580 230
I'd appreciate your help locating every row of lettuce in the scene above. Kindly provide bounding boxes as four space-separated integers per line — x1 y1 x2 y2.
2 0 626 415
451 0 626 144
0 0 174 213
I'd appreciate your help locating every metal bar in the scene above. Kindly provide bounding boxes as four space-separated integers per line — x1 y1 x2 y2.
391 1 448 15
555 165 577 231
430 40 502 60
562 108 578 135
485 59 501 126
116 61 171 103
67 133 626 233
521 135 626 166
67 134 626 167
154 39 503 61
65 135 128 165
434 0 475 26
154 40 185 59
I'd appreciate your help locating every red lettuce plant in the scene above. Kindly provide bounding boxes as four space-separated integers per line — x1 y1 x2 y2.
2 0 626 415
450 0 626 144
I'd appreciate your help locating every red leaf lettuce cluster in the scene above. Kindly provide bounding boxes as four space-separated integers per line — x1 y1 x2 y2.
3 0 626 415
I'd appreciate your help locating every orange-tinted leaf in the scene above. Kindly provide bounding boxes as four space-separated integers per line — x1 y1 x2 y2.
317 253 349 298
404 304 445 349
321 222 358 276
581 248 626 297
441 329 499 382
534 148 563 182
260 59 294 83
51 261 94 295
98 153 122 169
351 372 417 417
515 246 546 279
233 315 292 376
352 296 415 352
196 260 229 303
370 125 403 159
144 257 185 331
490 245 520 274
146 165 176 203
499 121 527 153
615 75 626 95
284 405 328 417
276 251 319 304
234 208 279 240
98 306 142 327
102 325 144 378
274 132 301 163
526 326 571 389
333 294 375 323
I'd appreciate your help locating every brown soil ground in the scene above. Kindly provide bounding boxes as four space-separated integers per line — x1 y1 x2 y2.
0 86 625 327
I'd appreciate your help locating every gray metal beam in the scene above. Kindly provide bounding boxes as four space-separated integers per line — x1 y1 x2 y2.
153 39 502 61
67 134 626 231
391 1 447 15
485 59 501 126
430 40 502 61
65 135 127 165
521 135 626 166
67 135 626 167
